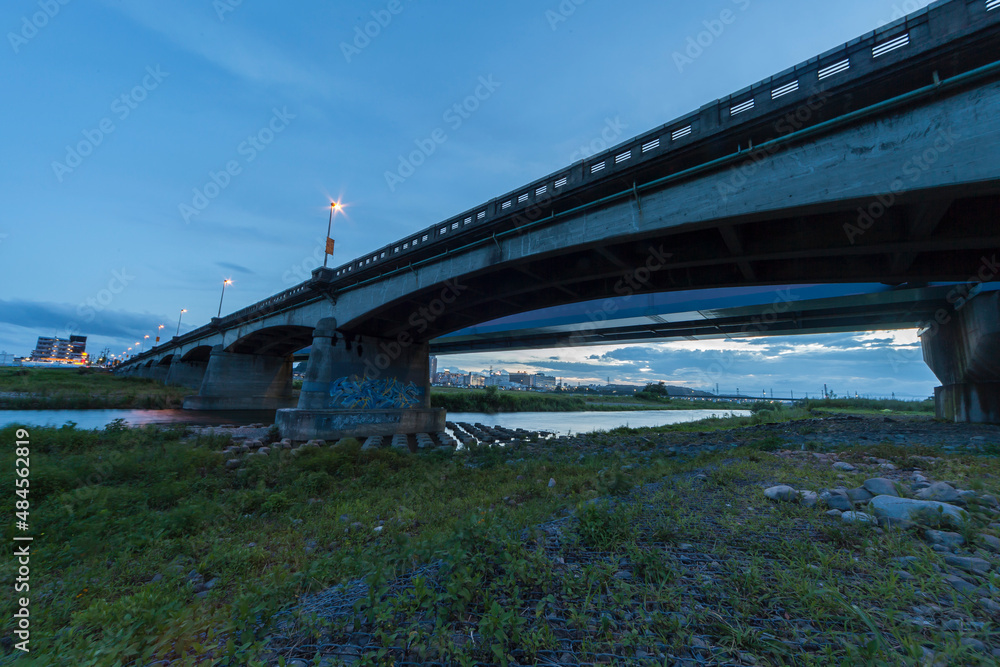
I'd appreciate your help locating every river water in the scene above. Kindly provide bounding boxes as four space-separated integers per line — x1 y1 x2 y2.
0 408 748 435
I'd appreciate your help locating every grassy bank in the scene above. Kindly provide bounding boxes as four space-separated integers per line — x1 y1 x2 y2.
431 387 751 414
804 397 935 416
4 411 1000 665
0 368 191 409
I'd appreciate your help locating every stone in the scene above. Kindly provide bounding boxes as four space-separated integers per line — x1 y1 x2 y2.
798 490 818 508
863 478 900 497
825 509 844 518
944 555 991 573
925 530 964 549
915 482 962 504
842 511 876 524
548 478 556 488
868 495 967 529
820 490 853 512
764 485 797 502
894 570 914 581
960 637 987 653
944 574 977 593
258 447 270 456
980 534 1000 553
847 487 874 503
979 597 1000 614
832 461 856 471
225 459 241 470
878 462 897 470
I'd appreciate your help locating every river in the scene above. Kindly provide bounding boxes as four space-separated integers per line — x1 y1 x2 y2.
0 408 749 435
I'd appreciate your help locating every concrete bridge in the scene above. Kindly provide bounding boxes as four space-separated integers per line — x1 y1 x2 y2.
118 0 1000 432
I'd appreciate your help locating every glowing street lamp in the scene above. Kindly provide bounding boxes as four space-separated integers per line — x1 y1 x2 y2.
218 279 233 317
176 309 187 336
323 201 339 268
156 324 164 345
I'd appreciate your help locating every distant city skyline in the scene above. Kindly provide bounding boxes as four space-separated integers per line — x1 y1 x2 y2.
1 0 940 398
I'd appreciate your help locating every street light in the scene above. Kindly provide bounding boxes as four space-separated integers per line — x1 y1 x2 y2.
323 202 339 268
218 279 233 317
176 309 187 336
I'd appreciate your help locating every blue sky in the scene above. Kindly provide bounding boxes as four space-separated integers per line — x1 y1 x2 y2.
0 0 941 397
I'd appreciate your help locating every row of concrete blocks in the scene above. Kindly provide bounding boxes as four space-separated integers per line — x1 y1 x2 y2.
360 432 460 453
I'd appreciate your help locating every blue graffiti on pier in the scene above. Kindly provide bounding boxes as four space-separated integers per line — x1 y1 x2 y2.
329 376 424 409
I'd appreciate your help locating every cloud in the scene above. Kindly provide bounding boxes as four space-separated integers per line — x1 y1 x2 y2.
0 300 165 342
99 0 340 95
217 261 255 275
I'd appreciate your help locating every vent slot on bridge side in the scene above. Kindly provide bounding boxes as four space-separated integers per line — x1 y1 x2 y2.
873 33 909 58
818 58 850 80
771 80 799 99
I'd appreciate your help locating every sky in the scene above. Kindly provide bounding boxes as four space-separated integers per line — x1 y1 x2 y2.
0 0 942 398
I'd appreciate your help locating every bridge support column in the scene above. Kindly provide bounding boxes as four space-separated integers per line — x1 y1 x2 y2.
148 365 169 383
183 345 296 411
165 360 208 390
922 291 1000 424
276 318 444 441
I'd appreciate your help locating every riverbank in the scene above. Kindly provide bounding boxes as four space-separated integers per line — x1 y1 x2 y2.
431 386 755 413
5 411 999 665
0 367 190 409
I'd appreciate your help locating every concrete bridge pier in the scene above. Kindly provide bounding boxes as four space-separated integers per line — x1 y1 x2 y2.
922 291 1000 424
276 318 444 441
183 345 296 411
165 360 208 390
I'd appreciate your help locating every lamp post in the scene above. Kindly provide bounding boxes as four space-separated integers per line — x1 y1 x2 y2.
176 309 187 336
156 324 164 346
218 279 233 317
323 202 338 268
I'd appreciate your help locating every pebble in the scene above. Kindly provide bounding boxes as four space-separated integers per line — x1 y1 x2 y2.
924 530 964 549
944 555 991 573
548 478 556 488
832 462 856 471
944 574 977 592
842 511 876 525
764 485 797 502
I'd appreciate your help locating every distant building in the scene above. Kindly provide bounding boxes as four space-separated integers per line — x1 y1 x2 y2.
30 336 87 364
509 372 558 390
0 351 14 366
468 372 485 387
429 356 438 382
485 369 509 387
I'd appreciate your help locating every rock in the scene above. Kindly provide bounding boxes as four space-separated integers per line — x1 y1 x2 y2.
764 485 797 502
894 570 914 581
944 555 991 573
944 574 977 593
915 482 962 504
825 509 844 518
225 459 241 470
878 462 897 470
925 530 964 549
548 478 556 488
798 490 818 508
149 573 163 583
842 511 876 524
979 534 1000 553
868 495 967 529
833 462 856 471
847 487 874 503
891 556 919 568
960 637 988 653
979 597 1000 614
258 447 270 456
820 490 853 512
863 478 900 497
203 577 219 590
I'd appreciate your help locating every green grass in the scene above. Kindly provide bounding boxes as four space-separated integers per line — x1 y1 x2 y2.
431 386 753 413
5 408 999 666
0 368 191 409
804 397 935 415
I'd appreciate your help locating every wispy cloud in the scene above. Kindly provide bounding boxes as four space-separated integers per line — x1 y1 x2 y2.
99 0 340 95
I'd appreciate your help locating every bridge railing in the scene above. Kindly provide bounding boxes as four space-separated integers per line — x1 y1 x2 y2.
329 0 1000 281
